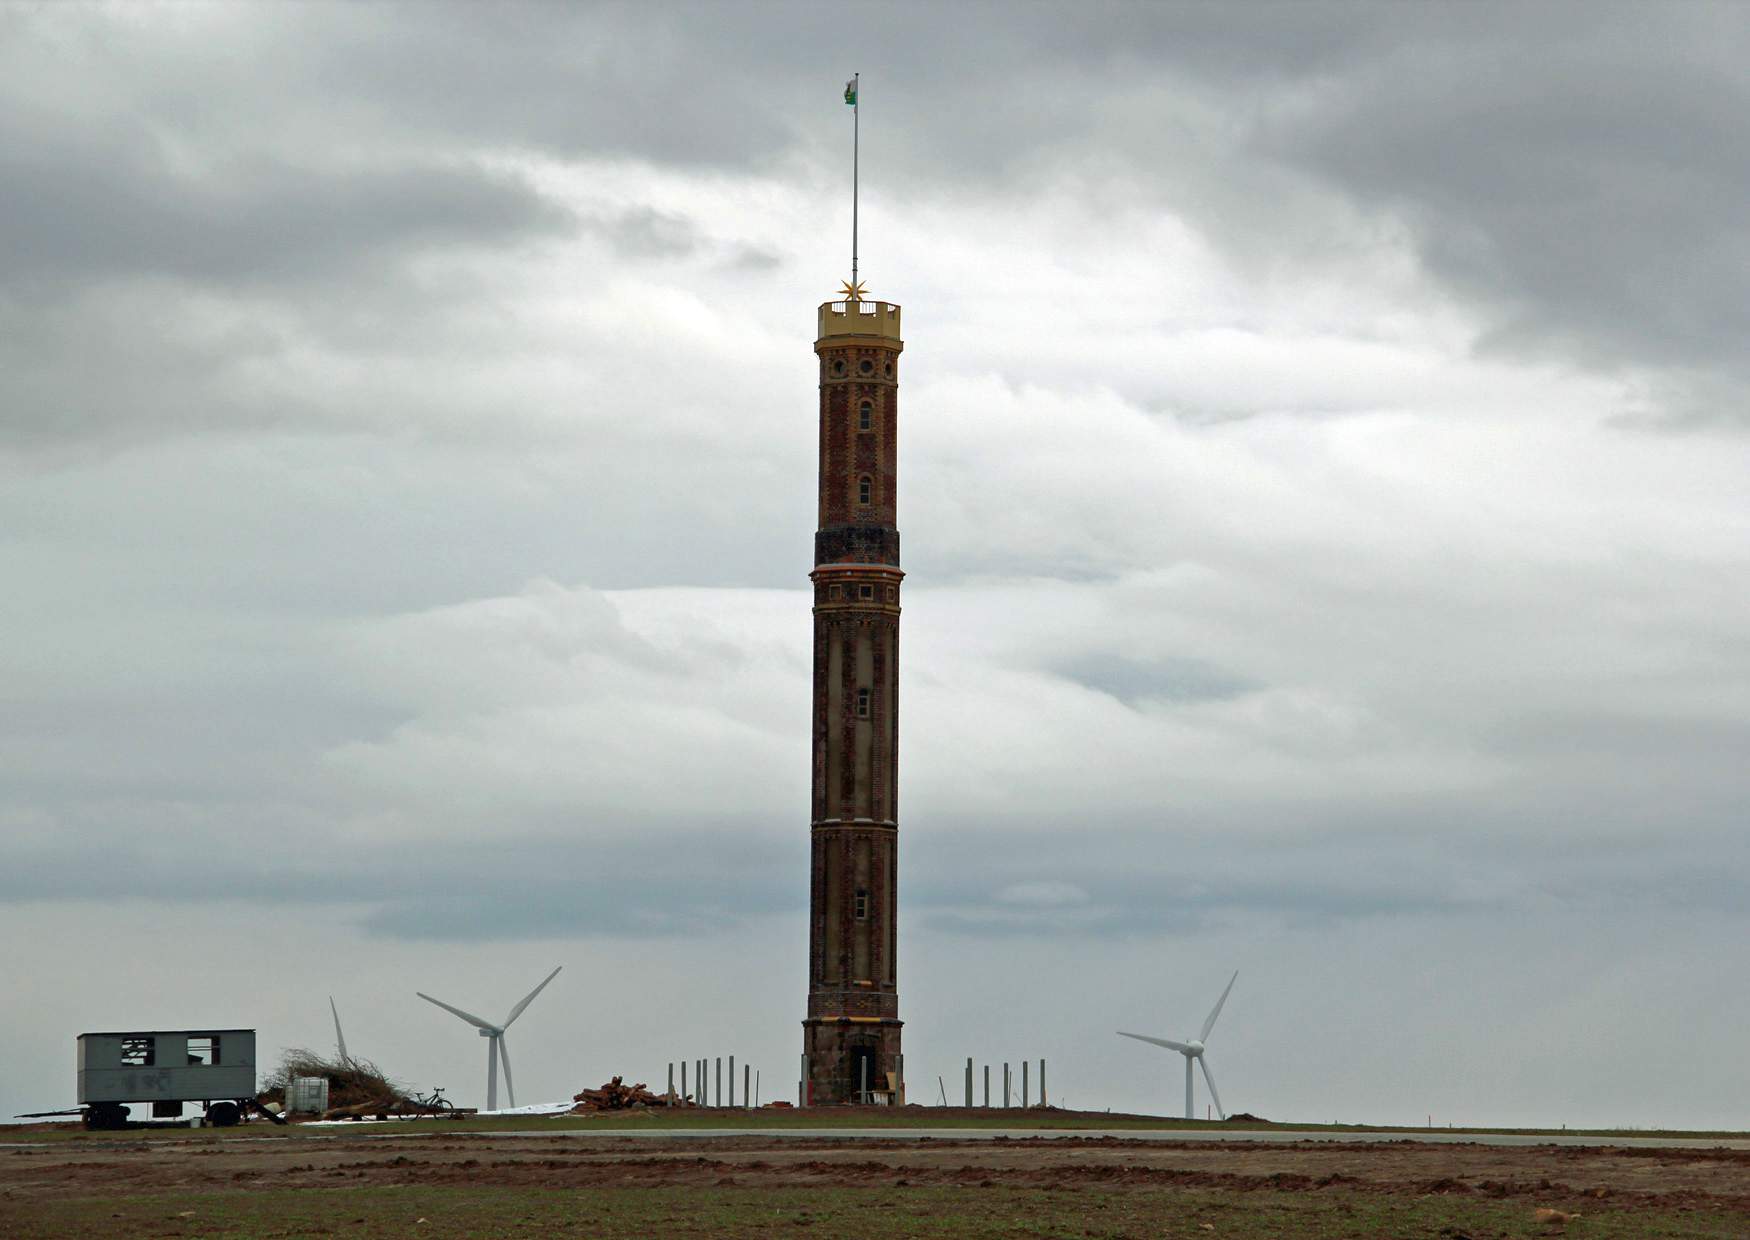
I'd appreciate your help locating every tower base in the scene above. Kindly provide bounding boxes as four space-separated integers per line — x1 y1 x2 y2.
802 1017 903 1106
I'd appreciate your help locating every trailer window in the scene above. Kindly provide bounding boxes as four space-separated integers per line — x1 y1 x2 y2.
120 1037 155 1067
186 1035 219 1066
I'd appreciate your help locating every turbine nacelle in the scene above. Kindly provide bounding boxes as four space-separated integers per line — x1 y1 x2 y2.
1185 1040 1205 1056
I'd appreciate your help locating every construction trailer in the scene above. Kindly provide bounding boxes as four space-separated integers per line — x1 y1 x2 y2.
76 1028 257 1129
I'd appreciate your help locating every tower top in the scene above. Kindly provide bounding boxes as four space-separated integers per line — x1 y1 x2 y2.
816 297 902 344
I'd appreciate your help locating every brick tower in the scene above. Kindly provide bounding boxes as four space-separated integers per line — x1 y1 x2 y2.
802 291 904 1105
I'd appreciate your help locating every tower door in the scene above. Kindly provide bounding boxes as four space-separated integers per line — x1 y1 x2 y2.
848 1044 878 1102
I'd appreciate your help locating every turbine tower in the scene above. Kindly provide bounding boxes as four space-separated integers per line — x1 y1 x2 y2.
1118 970 1238 1120
417 966 561 1111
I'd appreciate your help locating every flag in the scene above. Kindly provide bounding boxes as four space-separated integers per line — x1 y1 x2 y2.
844 79 857 106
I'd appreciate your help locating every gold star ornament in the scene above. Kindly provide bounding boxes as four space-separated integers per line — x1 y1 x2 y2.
837 278 869 303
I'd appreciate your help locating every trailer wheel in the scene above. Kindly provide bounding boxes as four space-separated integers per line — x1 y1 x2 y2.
205 1100 241 1128
83 1103 129 1131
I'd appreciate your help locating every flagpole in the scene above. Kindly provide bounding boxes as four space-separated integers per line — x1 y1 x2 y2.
851 71 859 297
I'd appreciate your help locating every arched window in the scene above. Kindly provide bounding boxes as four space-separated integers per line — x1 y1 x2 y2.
858 476 871 505
858 400 873 431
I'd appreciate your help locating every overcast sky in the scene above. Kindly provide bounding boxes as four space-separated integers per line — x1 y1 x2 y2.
4 2 1748 1129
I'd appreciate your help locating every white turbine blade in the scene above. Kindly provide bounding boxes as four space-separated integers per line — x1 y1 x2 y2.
502 966 562 1028
1117 1030 1192 1054
1199 1056 1225 1120
498 1037 515 1109
1199 971 1238 1043
417 991 497 1032
330 996 350 1065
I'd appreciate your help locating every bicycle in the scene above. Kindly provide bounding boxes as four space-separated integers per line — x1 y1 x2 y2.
404 1086 454 1116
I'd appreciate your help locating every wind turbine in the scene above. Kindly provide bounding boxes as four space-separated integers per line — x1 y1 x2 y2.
1118 970 1238 1120
417 966 562 1111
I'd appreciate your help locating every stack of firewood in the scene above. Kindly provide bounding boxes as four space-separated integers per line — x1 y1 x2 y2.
569 1076 677 1111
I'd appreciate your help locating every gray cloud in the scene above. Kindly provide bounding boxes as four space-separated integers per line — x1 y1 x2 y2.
0 813 798 940
10 2 1747 468
582 206 699 260
0 142 570 292
6 798 1743 947
909 813 1750 938
1250 8 1750 410
1053 653 1256 707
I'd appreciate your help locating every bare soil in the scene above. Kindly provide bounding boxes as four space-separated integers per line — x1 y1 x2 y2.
5 1124 1749 1236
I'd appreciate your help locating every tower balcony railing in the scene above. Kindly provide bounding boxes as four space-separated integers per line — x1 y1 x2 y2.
817 299 902 341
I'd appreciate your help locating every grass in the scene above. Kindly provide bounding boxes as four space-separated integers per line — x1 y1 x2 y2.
2 1183 1742 1239
6 1106 1749 1144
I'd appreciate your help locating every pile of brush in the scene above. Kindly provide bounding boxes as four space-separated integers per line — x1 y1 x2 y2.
259 1048 404 1113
